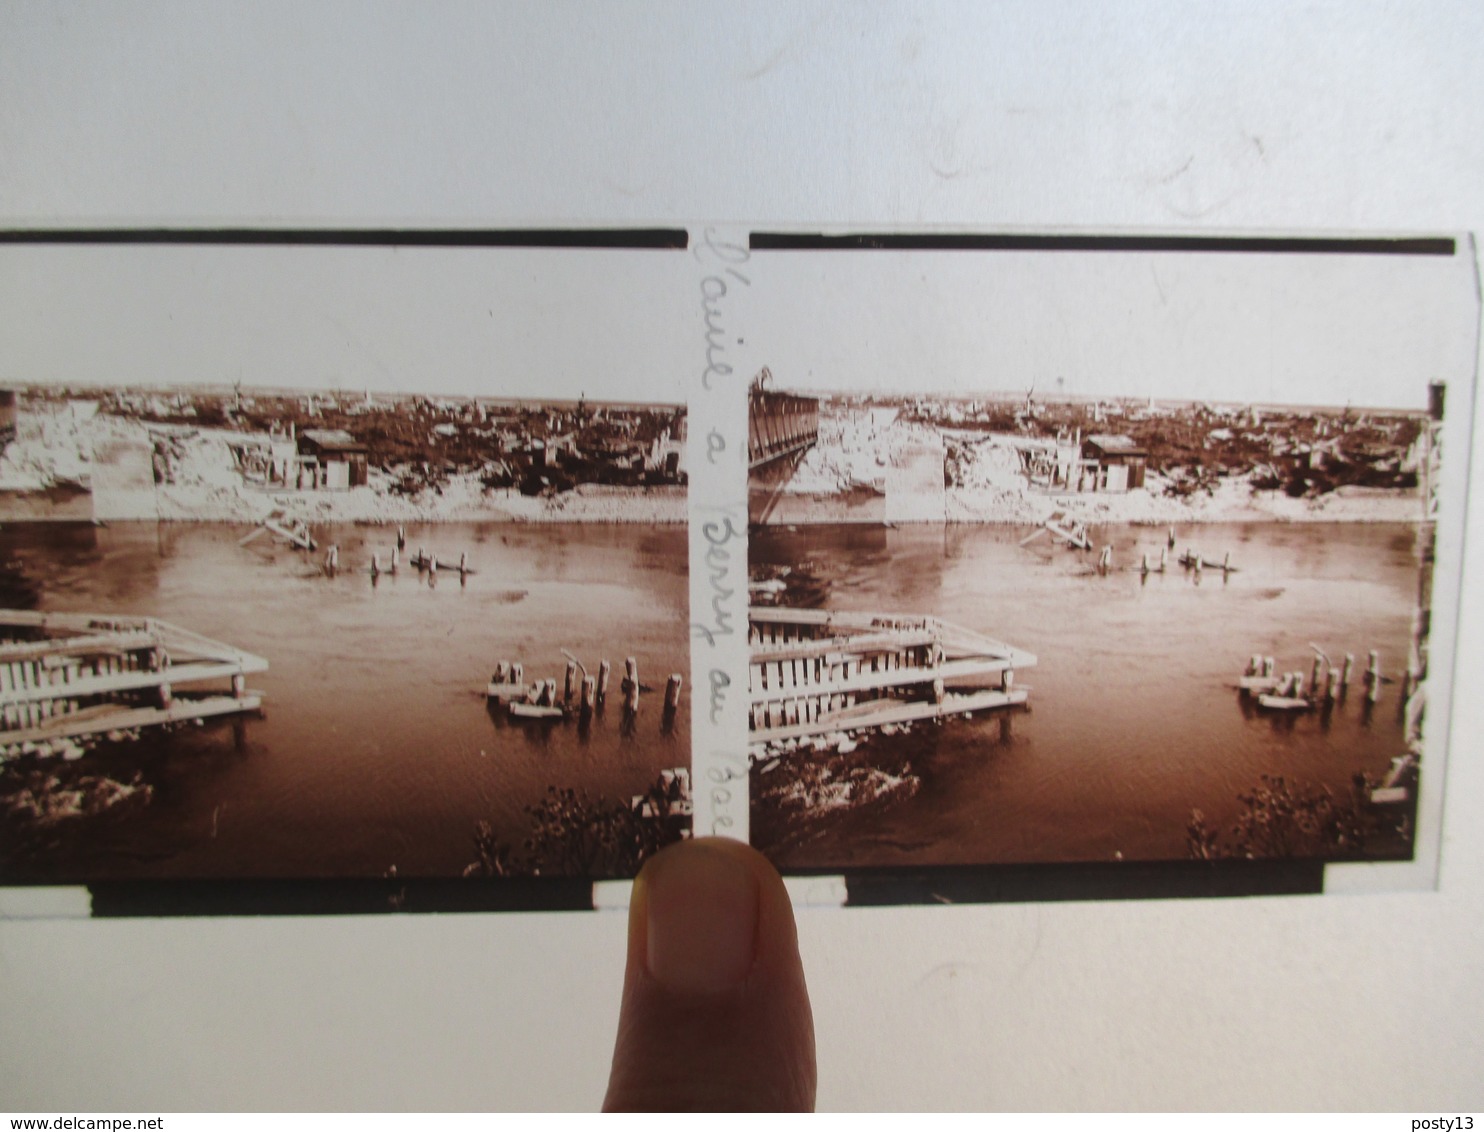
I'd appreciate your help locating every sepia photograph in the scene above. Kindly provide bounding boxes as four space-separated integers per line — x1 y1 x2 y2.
746 236 1476 889
0 237 693 900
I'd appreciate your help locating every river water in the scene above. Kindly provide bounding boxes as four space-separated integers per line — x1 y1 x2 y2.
0 521 689 881
751 521 1423 869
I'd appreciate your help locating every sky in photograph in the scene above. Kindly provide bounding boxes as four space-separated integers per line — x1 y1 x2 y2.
746 244 1480 411
1 240 1478 413
0 243 693 404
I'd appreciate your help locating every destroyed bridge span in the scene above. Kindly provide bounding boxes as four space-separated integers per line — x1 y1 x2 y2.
749 606 1035 745
0 610 267 748
748 373 821 526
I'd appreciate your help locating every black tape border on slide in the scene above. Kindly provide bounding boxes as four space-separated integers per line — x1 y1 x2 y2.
0 228 689 249
833 859 1335 906
749 232 1455 255
67 859 1339 916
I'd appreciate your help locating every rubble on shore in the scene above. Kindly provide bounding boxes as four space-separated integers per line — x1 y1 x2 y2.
773 398 1426 525
1 392 688 524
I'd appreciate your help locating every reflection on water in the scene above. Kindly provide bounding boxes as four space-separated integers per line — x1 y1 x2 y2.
751 522 1422 869
0 522 689 881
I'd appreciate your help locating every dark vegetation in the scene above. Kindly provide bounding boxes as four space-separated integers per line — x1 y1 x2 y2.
1186 771 1415 861
463 771 691 879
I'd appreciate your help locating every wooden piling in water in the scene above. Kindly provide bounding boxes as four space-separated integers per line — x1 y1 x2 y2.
1341 653 1355 689
390 545 399 573
581 675 596 718
1168 526 1176 548
1367 650 1381 703
664 673 683 711
371 552 380 577
1310 655 1324 694
564 660 578 704
597 659 611 703
397 526 406 549
1325 668 1339 702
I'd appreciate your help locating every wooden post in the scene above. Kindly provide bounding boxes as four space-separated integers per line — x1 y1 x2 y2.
371 552 380 577
664 673 683 711
564 660 578 704
397 525 406 549
581 675 597 718
511 662 524 686
1159 546 1168 571
1001 667 1015 692
1341 653 1355 690
1310 656 1323 695
1222 551 1231 572
1325 668 1339 703
1367 650 1381 703
1168 525 1176 548
932 677 945 704
390 545 399 573
597 659 611 702
1140 552 1148 575
494 661 508 684
459 551 468 574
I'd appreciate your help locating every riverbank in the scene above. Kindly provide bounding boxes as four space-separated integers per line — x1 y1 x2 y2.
0 406 686 524
768 405 1425 526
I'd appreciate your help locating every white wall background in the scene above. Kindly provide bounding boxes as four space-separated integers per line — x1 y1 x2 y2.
2 1 1481 1110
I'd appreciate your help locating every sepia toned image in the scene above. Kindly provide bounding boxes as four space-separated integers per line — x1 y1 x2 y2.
0 237 692 904
746 236 1476 892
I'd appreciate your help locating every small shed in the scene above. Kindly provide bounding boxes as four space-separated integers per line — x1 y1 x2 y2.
1080 434 1148 492
298 429 369 490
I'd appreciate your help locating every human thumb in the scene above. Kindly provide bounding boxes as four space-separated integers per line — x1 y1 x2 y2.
602 837 817 1111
